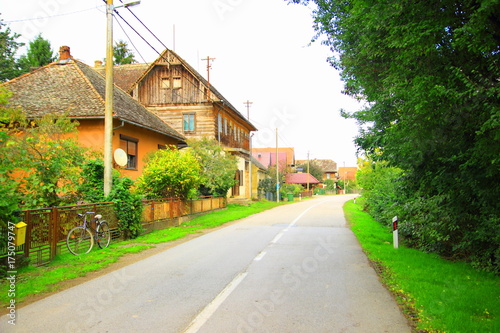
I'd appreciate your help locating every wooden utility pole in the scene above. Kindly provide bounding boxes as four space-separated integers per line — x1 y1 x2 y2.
201 56 215 86
276 128 279 203
104 0 114 197
244 100 253 120
307 151 310 191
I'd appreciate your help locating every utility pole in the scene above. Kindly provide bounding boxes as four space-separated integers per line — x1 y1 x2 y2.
104 0 141 197
307 151 310 191
243 100 253 120
104 0 115 197
276 128 279 203
201 56 215 86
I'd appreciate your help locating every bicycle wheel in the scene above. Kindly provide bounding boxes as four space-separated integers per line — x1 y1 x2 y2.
96 221 111 249
66 226 93 255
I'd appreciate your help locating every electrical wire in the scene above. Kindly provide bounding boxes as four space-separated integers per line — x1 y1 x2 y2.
114 15 147 63
101 0 252 124
4 6 102 23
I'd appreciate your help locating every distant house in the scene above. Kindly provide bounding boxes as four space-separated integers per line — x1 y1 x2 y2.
2 46 185 180
285 173 320 189
252 147 295 170
98 49 258 199
296 159 338 181
338 166 358 181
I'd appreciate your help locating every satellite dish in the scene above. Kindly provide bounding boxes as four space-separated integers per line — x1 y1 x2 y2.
114 148 128 167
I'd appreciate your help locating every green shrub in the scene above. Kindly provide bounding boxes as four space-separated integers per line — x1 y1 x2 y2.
136 147 201 199
108 178 143 239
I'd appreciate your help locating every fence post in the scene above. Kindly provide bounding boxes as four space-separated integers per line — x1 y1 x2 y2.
150 200 155 222
169 198 174 224
50 207 59 260
23 211 32 259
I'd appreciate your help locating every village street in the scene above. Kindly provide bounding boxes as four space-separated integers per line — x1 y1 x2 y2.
2 195 411 333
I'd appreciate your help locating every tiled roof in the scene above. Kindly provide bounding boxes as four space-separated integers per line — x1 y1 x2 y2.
253 151 288 168
253 147 295 165
2 59 185 142
338 167 358 180
286 173 320 184
250 156 267 171
296 159 338 172
94 63 150 92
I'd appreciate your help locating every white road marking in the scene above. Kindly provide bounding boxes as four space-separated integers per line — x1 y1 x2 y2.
254 251 267 261
183 272 248 333
271 232 284 244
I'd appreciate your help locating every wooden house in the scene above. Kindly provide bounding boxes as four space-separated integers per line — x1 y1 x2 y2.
3 46 186 180
99 49 258 199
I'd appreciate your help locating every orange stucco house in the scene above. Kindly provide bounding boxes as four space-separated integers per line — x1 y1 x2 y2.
2 47 185 179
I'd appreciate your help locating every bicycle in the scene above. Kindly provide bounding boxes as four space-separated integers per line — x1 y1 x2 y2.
66 212 111 255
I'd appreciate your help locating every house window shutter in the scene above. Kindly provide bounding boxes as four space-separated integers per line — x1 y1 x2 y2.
173 76 182 89
120 134 139 170
161 78 170 89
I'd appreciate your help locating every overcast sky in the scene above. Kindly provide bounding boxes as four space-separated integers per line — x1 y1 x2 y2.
1 0 362 166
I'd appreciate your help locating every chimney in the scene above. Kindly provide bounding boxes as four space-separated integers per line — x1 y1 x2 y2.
58 46 72 63
94 60 103 68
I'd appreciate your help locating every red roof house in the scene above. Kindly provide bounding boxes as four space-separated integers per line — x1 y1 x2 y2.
285 173 320 186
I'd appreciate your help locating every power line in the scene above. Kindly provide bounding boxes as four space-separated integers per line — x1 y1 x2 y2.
102 1 251 117
112 10 164 60
114 15 147 63
4 6 102 23
118 0 170 51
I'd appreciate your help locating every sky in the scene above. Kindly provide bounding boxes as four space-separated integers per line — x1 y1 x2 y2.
1 0 362 166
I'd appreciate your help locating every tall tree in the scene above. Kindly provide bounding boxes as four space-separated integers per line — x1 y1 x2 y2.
0 16 24 81
17 34 56 74
113 40 136 65
291 0 500 270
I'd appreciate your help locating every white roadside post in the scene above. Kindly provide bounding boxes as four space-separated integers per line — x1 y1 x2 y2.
392 216 399 249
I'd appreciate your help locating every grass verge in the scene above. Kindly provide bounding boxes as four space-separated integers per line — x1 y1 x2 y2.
1 201 284 309
343 199 499 333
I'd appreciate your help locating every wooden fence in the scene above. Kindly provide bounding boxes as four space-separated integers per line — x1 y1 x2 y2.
1 196 226 266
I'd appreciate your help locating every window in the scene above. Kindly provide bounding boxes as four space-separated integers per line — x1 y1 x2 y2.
173 76 182 89
161 76 181 89
158 144 166 150
183 113 195 132
161 78 170 89
120 134 138 169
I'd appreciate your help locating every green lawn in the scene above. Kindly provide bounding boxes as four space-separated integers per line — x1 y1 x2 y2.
344 200 499 333
0 201 284 308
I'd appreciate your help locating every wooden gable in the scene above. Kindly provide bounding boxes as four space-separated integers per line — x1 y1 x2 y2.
124 49 256 151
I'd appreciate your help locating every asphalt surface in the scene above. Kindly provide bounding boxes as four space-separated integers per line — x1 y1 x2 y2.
2 195 411 332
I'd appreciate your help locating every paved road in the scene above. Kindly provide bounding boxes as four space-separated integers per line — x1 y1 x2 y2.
2 195 411 332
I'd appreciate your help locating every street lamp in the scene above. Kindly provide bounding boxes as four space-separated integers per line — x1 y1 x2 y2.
104 0 141 196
